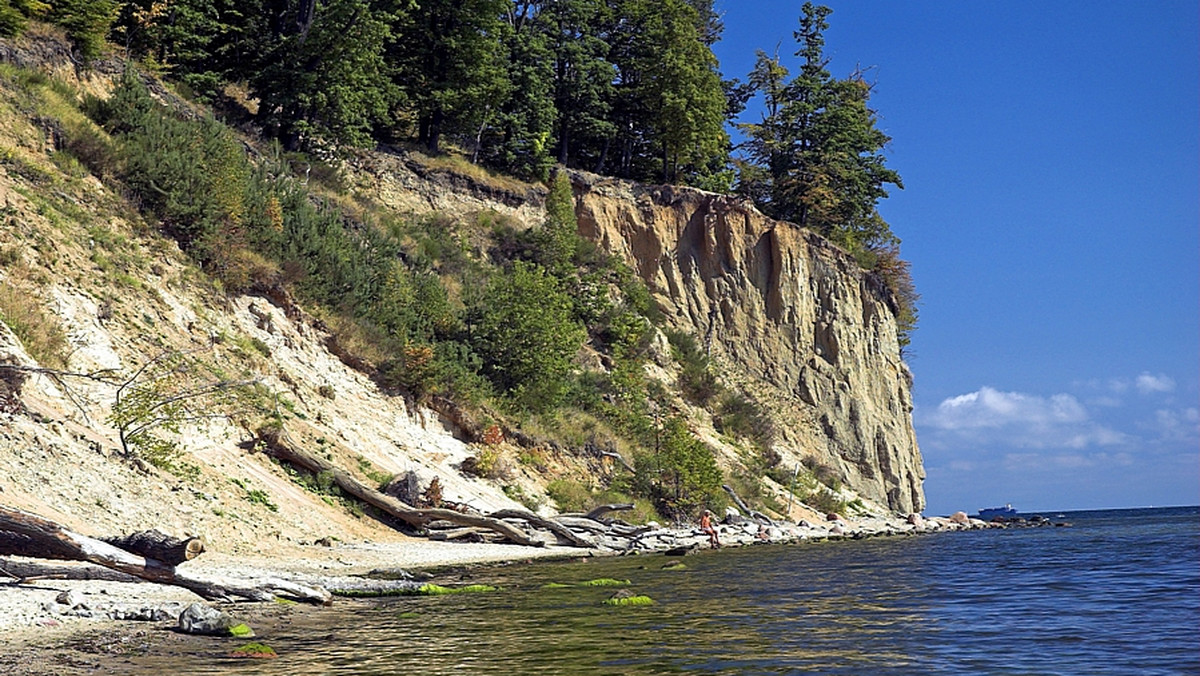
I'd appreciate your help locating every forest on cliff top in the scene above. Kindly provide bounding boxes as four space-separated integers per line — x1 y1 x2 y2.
1 1 916 286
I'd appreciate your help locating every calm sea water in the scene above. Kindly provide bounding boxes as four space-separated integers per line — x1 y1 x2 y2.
132 506 1199 675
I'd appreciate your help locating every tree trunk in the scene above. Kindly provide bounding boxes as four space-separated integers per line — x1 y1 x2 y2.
101 530 204 567
0 557 143 583
490 509 596 548
722 484 774 524
0 505 330 604
585 503 634 521
259 427 544 547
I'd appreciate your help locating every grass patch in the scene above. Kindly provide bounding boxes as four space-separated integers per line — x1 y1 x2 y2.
0 262 67 368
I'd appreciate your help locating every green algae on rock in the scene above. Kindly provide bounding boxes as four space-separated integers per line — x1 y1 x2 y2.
230 642 278 659
581 578 631 587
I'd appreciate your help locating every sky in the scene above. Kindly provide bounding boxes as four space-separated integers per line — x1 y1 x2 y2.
712 1 1199 514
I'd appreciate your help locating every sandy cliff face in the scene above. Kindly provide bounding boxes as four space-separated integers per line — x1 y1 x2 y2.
571 172 924 513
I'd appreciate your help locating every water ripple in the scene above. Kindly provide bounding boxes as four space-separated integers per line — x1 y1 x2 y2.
127 507 1199 675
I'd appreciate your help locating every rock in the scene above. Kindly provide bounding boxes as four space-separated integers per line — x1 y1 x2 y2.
830 525 844 535
604 589 653 606
949 511 970 525
109 605 177 622
178 602 241 636
826 513 842 521
55 590 81 607
906 513 924 528
723 506 742 523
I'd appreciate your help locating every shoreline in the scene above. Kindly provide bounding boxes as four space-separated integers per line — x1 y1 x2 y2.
0 510 993 665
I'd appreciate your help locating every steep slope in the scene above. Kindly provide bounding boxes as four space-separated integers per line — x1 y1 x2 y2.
0 58 540 553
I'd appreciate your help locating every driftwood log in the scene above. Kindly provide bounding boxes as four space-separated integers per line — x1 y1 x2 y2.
551 515 611 534
0 557 142 583
2 527 202 567
259 427 544 547
722 484 774 524
490 509 596 548
585 503 635 521
0 505 330 604
100 529 204 566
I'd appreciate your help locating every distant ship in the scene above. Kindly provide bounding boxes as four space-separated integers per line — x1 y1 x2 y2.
978 504 1017 520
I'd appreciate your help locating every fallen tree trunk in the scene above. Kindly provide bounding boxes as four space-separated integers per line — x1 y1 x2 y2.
585 503 634 521
100 530 204 567
0 557 142 583
259 428 544 548
552 515 611 534
722 484 773 524
597 450 635 473
427 527 488 542
0 505 330 604
489 509 597 549
2 528 204 567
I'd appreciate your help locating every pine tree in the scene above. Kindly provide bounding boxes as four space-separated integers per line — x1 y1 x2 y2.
537 0 615 170
608 0 727 183
390 0 509 154
248 0 399 149
475 2 556 179
738 2 902 253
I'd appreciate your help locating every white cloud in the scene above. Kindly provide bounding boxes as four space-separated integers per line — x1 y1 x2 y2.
1148 407 1200 441
1135 372 1175 395
918 386 1127 451
924 386 1087 430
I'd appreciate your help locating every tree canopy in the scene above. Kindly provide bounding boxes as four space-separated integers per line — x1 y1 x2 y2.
3 0 914 340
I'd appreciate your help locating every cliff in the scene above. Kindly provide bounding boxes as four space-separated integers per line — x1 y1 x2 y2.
570 173 924 513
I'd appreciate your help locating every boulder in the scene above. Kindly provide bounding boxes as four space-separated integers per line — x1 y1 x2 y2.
177 602 246 636
906 513 925 529
949 511 970 525
723 507 745 524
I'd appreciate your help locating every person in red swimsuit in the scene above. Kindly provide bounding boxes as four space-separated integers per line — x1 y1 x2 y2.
699 510 721 549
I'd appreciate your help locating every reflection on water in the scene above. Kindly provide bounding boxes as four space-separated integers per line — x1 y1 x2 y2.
125 507 1199 675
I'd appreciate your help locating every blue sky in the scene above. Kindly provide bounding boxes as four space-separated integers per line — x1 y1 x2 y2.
713 1 1199 514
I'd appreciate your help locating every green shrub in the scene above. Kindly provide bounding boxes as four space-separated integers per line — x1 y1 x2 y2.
665 329 719 405
805 487 846 516
714 391 774 446
632 416 724 521
0 1 32 38
468 261 584 411
802 456 842 491
48 0 116 61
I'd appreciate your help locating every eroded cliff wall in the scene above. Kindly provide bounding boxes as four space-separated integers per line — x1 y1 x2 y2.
571 172 925 513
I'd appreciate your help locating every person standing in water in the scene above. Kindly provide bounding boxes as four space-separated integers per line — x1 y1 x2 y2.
699 509 721 548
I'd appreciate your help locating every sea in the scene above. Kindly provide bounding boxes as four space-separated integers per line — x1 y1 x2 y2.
127 506 1198 675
